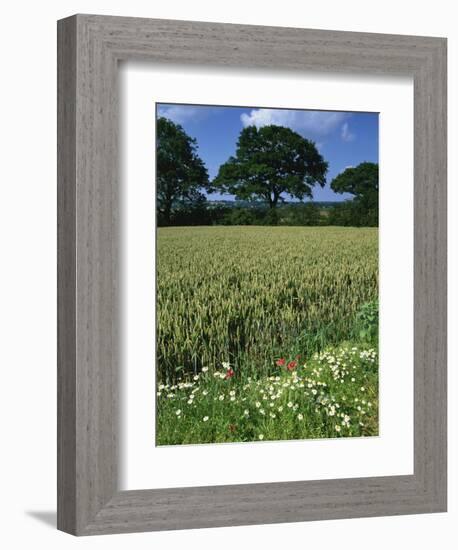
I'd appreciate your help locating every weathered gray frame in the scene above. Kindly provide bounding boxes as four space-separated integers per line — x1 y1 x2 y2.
57 14 447 536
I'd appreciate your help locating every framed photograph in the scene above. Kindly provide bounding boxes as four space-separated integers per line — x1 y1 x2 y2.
57 14 447 535
154 102 380 447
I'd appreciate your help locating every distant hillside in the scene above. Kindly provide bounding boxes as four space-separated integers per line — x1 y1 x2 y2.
207 200 344 210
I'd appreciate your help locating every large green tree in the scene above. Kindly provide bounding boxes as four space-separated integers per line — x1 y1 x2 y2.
331 162 378 210
157 117 209 224
330 162 379 227
213 125 328 208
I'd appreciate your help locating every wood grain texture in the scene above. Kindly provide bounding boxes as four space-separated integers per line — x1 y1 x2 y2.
57 16 77 534
57 14 447 535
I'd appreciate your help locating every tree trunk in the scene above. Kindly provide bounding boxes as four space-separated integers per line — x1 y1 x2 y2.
268 192 279 209
163 200 172 225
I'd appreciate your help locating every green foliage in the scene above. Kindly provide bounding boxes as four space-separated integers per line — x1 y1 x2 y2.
166 199 229 226
278 203 322 226
156 117 209 224
222 207 258 226
157 342 378 444
328 200 378 227
330 162 378 226
261 208 279 225
353 301 379 344
157 199 379 228
213 125 328 208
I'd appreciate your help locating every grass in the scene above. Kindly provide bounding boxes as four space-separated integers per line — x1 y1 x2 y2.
157 343 378 445
156 225 379 445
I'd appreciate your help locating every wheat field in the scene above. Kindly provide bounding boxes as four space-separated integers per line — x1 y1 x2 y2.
156 226 378 382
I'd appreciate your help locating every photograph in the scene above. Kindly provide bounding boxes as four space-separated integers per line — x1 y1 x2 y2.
155 103 379 446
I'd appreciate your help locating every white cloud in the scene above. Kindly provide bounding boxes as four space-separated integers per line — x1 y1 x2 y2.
240 108 349 136
341 122 356 142
157 105 203 124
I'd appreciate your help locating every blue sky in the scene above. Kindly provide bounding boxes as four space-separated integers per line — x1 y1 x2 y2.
157 103 379 202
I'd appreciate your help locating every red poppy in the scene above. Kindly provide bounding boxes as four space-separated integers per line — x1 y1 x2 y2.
225 368 235 379
287 360 298 371
296 354 302 360
276 358 286 367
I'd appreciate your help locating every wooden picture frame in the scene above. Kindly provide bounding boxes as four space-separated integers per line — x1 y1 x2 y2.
57 14 447 535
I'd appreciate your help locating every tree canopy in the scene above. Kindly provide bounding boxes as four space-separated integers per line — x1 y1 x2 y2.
329 162 379 227
330 162 378 209
157 117 209 224
213 125 328 208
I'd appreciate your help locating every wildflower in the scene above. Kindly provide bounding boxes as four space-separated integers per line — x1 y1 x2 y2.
287 401 293 408
222 361 230 370
270 412 276 419
202 390 208 396
287 360 297 371
335 425 341 432
219 395 224 401
255 401 261 408
201 366 209 373
175 409 181 416
259 434 264 440
244 409 249 417
203 416 209 422
276 358 286 367
229 390 236 396
297 413 304 420
360 387 365 392
193 375 199 381
278 406 283 412
187 399 193 405
225 368 235 379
